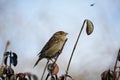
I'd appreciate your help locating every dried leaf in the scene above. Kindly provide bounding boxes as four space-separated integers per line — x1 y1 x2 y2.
4 57 8 66
4 52 10 56
0 66 14 79
86 19 94 35
0 66 5 77
101 69 114 80
6 66 14 75
10 56 17 66
4 51 18 66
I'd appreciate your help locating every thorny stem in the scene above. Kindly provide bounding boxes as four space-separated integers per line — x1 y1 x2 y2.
66 20 87 75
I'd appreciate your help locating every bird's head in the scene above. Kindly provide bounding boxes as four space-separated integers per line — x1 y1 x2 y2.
55 31 68 36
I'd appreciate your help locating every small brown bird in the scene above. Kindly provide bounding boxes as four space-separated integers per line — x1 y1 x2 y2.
34 31 68 67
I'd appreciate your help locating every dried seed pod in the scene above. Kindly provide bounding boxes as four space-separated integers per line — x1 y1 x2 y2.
47 63 59 75
51 64 59 75
86 19 94 35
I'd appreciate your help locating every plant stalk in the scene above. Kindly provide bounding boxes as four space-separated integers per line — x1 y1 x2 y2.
114 56 118 80
114 49 120 80
1 41 10 66
9 51 12 67
66 20 86 75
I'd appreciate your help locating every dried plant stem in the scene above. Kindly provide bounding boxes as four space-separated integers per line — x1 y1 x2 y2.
9 51 12 67
114 54 118 80
1 41 10 66
114 49 120 80
66 20 86 75
117 71 120 80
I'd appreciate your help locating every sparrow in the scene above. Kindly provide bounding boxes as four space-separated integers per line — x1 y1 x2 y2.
34 31 68 67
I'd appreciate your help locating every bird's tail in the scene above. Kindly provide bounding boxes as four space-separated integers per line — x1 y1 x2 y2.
33 57 42 68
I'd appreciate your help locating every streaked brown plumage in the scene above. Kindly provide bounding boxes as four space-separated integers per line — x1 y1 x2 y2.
34 31 68 67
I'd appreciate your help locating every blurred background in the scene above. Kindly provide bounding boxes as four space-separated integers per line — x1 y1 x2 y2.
0 0 120 80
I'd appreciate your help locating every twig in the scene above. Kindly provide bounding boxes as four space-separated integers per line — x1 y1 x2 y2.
9 51 12 67
1 41 10 66
66 20 86 75
114 49 120 80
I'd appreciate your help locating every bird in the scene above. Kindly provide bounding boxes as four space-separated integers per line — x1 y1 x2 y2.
34 31 68 67
90 3 95 6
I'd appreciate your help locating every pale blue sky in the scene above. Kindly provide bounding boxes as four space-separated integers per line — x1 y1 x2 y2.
0 0 120 80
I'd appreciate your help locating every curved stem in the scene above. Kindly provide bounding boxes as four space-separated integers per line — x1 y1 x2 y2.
66 20 87 75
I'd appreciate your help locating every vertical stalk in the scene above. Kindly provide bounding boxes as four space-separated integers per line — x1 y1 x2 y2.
114 49 120 80
114 55 118 80
115 49 120 80
9 51 12 67
1 41 10 66
41 60 49 80
66 20 86 75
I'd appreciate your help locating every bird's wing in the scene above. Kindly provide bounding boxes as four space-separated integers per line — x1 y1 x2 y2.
38 35 59 55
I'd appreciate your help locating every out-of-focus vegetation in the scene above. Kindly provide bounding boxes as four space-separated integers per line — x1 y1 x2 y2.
0 41 38 80
101 49 120 80
0 51 38 80
1 19 119 80
0 19 94 80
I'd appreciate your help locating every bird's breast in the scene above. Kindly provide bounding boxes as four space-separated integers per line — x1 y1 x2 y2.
44 40 65 58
